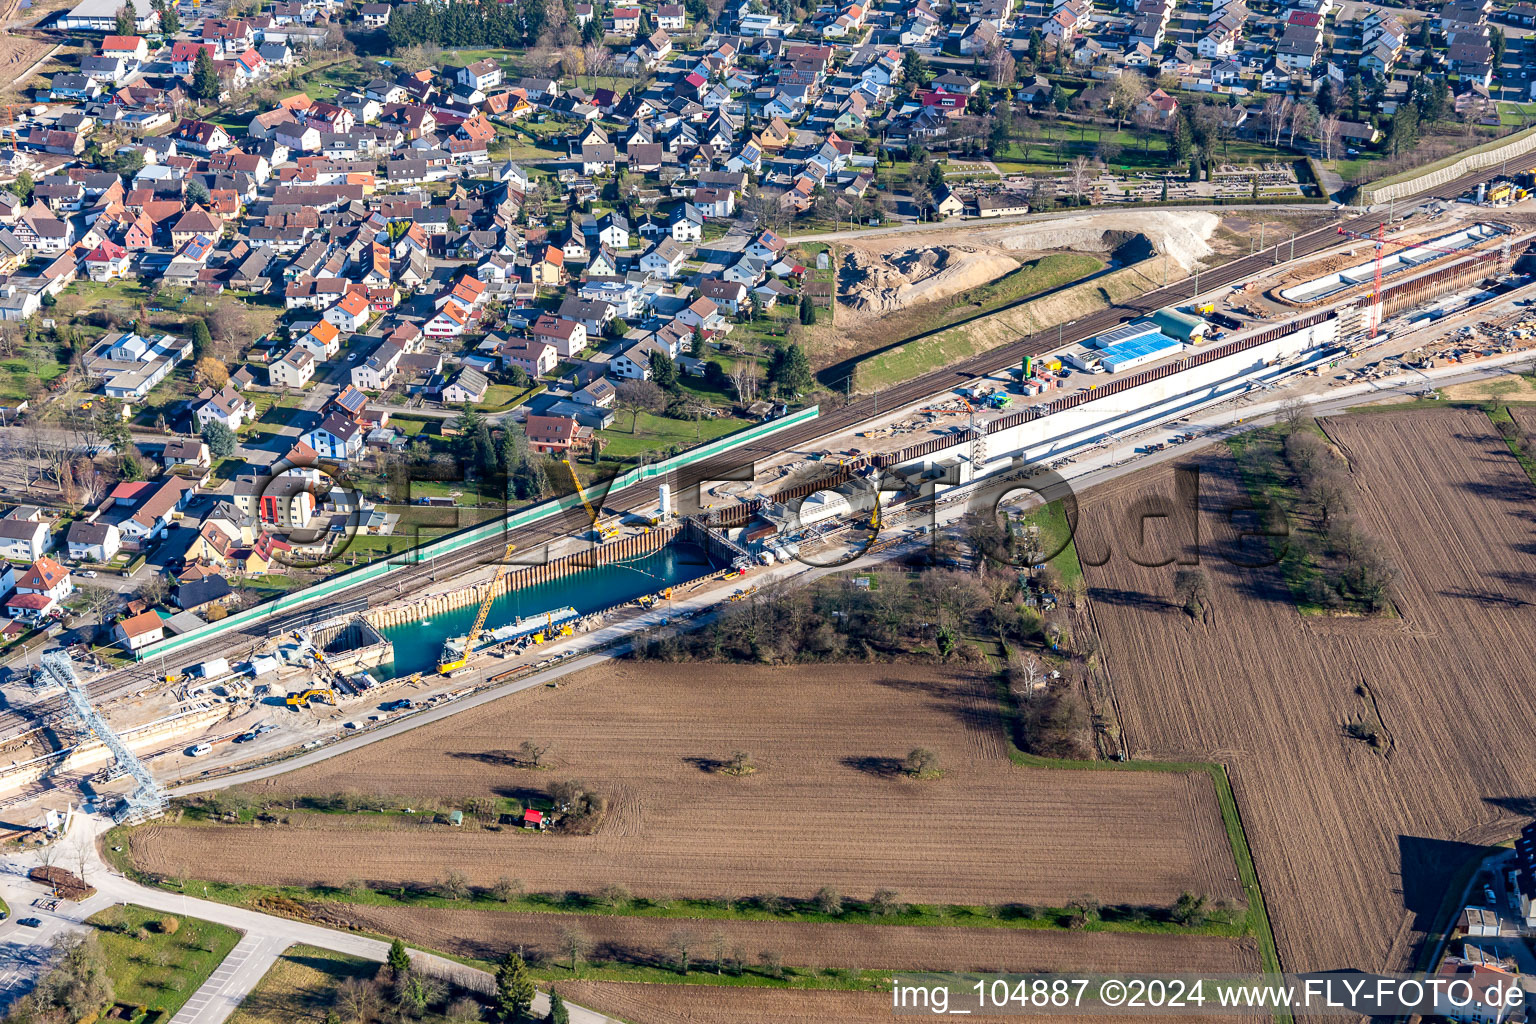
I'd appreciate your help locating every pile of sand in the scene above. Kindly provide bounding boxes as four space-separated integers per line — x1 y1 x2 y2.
982 210 1220 271
841 245 1019 316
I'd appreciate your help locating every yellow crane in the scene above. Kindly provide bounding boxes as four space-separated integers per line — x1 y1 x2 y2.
437 539 518 674
560 457 606 537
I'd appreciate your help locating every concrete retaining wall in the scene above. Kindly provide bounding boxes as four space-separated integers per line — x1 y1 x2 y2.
365 526 682 629
1358 126 1536 205
0 703 229 797
143 407 820 663
899 317 1342 480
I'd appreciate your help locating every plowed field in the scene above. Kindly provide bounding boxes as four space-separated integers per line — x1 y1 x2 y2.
1075 408 1536 980
129 664 1241 907
558 982 1248 1024
310 901 1259 974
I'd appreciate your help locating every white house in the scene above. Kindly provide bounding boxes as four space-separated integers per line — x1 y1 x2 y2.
270 345 317 388
640 238 687 278
0 514 50 561
193 385 255 432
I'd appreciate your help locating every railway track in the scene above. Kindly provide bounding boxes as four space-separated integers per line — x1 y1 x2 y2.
15 158 1532 733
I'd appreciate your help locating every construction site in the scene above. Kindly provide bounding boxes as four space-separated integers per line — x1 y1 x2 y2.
0 194 1533 829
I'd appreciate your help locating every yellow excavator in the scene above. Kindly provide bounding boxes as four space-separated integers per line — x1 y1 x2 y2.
437 539 518 675
285 688 336 708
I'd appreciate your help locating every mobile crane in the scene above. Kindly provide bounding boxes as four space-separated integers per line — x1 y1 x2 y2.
436 539 518 674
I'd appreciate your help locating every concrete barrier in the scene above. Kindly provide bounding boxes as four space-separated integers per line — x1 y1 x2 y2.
1357 125 1536 206
142 406 820 662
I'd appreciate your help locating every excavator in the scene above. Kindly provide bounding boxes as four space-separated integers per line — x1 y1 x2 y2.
285 688 337 708
437 539 518 675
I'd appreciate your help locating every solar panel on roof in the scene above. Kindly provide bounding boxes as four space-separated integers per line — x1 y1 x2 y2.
1088 320 1162 350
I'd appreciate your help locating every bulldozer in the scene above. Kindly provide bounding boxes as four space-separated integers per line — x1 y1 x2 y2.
285 688 337 708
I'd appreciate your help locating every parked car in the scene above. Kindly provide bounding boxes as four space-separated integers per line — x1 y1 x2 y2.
17 918 40 928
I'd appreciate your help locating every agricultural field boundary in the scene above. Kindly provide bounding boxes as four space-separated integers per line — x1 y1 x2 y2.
101 821 1251 939
849 253 1180 393
143 406 820 660
987 529 1287 1021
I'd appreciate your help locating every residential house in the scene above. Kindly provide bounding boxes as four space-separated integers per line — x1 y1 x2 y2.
113 609 165 650
270 345 317 388
442 367 490 404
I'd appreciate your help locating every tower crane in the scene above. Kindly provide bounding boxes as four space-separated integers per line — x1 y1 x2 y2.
1336 225 1508 338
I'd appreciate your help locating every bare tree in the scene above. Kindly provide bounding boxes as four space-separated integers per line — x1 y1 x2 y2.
561 925 591 973
1288 101 1318 147
1318 114 1341 160
669 929 698 974
1066 155 1095 201
518 739 549 768
615 379 665 434
336 977 380 1023
1173 567 1211 621
438 868 471 900
1108 72 1149 129
903 748 939 778
728 357 760 404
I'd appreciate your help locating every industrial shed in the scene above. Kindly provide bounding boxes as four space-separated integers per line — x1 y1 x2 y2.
1150 307 1210 341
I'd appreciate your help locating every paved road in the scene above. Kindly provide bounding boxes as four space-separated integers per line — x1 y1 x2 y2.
0 816 622 1024
169 932 286 1024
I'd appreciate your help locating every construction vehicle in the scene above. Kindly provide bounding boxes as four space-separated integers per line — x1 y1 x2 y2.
285 688 337 708
437 538 518 674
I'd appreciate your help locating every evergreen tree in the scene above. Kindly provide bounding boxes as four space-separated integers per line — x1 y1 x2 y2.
388 938 412 976
1170 114 1190 165
201 420 236 458
1316 79 1335 118
900 49 925 89
495 952 536 1022
115 4 135 37
1386 104 1419 156
192 48 221 101
160 3 179 33
798 294 815 325
12 170 32 205
1028 28 1042 66
189 317 213 358
768 343 812 398
649 350 677 391
548 991 569 1024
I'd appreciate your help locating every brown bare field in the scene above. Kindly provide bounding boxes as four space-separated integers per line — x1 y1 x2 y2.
561 982 898 1024
311 901 1258 974
130 664 1241 907
1075 408 1536 981
559 982 1249 1024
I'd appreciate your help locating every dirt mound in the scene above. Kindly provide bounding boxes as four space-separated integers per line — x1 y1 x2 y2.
983 210 1219 270
840 245 1018 317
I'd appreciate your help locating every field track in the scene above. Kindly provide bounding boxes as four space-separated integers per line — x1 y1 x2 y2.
1075 408 1536 984
129 664 1241 907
